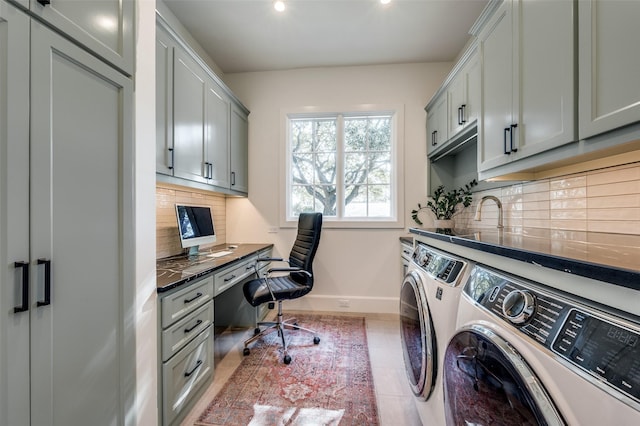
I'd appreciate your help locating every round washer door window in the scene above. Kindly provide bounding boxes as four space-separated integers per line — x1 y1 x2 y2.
399 271 436 400
443 326 564 426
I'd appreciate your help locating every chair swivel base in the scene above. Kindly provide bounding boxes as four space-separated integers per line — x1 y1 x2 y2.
243 302 320 364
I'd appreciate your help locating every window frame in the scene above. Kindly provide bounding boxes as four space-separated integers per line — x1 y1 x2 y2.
280 104 405 229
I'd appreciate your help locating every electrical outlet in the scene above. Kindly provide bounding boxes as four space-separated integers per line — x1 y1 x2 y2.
338 299 350 308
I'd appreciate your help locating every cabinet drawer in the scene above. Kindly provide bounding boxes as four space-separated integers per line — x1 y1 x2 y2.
161 300 213 362
162 325 213 426
214 255 257 296
161 275 214 328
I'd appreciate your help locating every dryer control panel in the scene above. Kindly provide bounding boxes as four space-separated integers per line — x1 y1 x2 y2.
411 242 465 286
464 266 640 408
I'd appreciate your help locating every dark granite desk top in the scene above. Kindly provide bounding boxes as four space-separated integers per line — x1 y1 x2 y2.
410 227 640 291
156 243 273 293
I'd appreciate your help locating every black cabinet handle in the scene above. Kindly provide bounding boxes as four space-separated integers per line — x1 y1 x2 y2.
224 275 236 282
168 147 174 170
231 171 236 186
432 130 438 147
184 319 203 333
510 123 518 152
14 261 29 313
37 0 50 5
504 127 511 155
37 259 51 307
184 359 203 377
184 292 203 304
457 107 463 125
461 104 467 124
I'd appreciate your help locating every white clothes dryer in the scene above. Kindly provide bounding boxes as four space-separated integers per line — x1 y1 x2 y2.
399 241 474 425
444 264 640 425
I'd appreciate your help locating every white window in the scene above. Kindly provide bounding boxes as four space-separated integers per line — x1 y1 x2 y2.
282 105 404 228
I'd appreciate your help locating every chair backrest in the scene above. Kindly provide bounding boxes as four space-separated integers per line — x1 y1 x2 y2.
288 212 322 286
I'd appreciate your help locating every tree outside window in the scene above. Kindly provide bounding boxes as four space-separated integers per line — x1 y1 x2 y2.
289 112 393 219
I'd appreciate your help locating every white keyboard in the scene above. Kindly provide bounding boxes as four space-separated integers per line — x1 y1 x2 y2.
207 250 233 258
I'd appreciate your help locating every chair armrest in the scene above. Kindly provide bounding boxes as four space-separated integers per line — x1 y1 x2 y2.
268 267 312 277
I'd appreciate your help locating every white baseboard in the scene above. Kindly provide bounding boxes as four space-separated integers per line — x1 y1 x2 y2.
281 294 399 315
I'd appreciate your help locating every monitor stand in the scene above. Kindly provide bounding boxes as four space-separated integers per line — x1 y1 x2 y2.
187 245 199 257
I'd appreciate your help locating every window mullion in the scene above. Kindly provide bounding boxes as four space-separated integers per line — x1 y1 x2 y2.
336 114 344 219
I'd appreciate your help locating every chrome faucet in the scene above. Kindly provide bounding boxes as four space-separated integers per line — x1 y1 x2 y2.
474 195 503 228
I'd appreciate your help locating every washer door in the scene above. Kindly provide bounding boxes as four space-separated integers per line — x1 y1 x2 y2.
443 325 564 426
399 271 436 400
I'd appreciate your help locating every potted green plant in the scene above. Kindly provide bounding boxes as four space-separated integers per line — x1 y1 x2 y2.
411 179 478 228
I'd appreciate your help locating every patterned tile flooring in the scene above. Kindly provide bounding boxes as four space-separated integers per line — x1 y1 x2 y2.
180 312 421 426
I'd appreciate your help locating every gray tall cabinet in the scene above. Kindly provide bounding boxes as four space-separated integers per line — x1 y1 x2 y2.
0 1 135 425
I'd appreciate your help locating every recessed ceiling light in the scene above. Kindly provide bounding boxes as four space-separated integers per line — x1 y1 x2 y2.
380 0 391 4
274 1 285 12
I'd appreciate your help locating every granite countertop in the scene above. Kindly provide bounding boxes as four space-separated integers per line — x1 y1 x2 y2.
156 243 273 293
410 227 640 291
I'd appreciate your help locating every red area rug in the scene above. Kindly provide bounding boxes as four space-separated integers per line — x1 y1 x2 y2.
196 314 380 425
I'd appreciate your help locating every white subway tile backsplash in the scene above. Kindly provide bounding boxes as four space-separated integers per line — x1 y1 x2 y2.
465 161 640 235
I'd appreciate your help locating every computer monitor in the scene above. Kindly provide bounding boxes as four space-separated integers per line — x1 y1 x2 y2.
175 204 217 256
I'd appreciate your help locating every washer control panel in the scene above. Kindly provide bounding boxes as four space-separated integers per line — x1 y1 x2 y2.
411 242 465 285
464 266 640 408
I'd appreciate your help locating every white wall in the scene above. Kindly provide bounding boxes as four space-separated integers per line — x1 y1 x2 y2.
134 1 158 424
224 63 451 313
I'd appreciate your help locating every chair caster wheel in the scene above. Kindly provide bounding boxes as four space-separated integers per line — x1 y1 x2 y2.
254 327 261 335
313 336 320 345
284 355 292 364
243 347 250 356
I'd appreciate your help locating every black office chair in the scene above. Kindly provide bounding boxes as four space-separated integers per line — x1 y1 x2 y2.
242 212 322 364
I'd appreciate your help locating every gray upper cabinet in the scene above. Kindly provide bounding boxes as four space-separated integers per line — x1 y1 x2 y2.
426 93 448 156
25 0 134 75
172 45 209 184
231 104 249 193
156 24 175 176
447 46 480 142
579 0 640 139
206 82 231 189
478 0 575 178
156 16 250 196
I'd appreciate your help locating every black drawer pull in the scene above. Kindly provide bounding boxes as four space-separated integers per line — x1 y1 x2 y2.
246 265 254 271
14 261 29 313
231 171 236 186
37 0 50 5
461 104 467 124
184 292 203 304
168 147 174 170
37 259 51 307
184 319 203 333
184 359 203 377
224 275 236 282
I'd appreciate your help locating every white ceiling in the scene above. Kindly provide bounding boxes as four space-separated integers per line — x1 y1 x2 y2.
162 0 489 74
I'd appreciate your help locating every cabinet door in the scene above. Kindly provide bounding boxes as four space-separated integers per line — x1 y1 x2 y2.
478 0 514 171
0 3 30 425
156 25 174 176
447 49 479 139
426 94 447 157
516 0 575 158
230 105 249 193
173 47 207 184
29 20 134 425
28 0 133 75
579 0 640 139
206 80 231 188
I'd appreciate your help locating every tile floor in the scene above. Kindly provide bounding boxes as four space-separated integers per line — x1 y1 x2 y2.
180 312 422 425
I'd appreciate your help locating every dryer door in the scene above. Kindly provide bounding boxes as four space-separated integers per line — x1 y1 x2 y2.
443 325 564 426
399 271 436 400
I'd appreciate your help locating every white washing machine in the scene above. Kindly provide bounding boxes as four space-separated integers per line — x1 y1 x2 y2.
444 264 640 425
399 241 474 425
